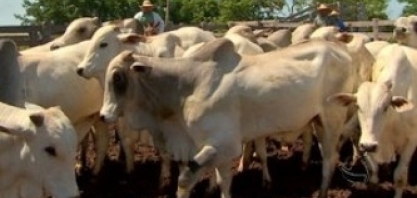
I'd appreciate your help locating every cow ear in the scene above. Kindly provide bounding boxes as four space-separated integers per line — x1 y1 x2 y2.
92 17 100 24
130 62 152 74
121 51 135 62
391 96 413 112
29 111 45 127
327 93 357 106
119 34 146 44
113 26 121 33
336 32 354 43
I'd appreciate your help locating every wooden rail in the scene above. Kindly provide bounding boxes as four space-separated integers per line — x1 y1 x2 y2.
0 18 395 47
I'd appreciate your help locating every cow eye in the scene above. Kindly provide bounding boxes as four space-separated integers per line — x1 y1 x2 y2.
113 72 127 94
44 146 57 157
77 27 86 34
99 42 108 48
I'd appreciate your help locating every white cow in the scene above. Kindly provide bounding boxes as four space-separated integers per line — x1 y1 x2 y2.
0 101 79 198
99 37 370 198
17 41 110 175
266 29 292 48
103 18 138 33
291 23 317 44
223 25 264 54
21 17 100 54
393 15 417 48
329 43 417 198
76 25 182 83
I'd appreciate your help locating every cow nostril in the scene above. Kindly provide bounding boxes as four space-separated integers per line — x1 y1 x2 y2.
401 27 407 33
360 143 378 153
50 44 60 50
99 115 106 122
76 68 84 76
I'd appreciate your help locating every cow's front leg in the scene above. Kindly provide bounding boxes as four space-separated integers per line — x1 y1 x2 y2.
215 161 233 198
177 145 216 198
92 120 110 175
393 139 417 198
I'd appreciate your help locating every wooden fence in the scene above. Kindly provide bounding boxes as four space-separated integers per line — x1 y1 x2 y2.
0 18 395 47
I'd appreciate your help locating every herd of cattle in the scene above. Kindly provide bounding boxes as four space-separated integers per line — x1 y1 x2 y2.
1 15 417 198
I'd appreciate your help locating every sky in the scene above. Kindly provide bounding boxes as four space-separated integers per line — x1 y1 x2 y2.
0 0 407 26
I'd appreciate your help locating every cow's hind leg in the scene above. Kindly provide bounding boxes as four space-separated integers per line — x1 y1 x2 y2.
254 138 271 188
316 113 344 198
301 126 314 170
238 141 254 173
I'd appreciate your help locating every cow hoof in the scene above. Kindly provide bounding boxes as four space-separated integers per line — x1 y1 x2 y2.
159 175 171 189
367 182 379 192
177 187 190 198
301 162 309 171
263 180 272 191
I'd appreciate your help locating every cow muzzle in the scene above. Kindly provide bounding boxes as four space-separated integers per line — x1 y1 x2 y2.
359 142 378 153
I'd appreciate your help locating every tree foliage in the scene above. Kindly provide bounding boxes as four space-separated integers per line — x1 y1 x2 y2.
15 0 388 25
398 0 417 17
284 0 388 20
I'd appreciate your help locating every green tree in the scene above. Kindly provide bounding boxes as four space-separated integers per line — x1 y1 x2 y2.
283 0 388 20
398 0 417 16
218 0 285 22
15 0 168 25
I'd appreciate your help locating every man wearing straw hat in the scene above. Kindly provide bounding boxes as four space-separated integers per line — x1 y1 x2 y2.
313 3 332 27
134 0 165 34
329 10 347 32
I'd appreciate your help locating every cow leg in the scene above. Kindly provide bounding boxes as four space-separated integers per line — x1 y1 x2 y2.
301 127 313 169
238 141 254 172
79 131 90 173
92 121 110 175
215 162 233 198
254 138 271 187
117 118 137 173
317 113 343 198
365 155 379 185
393 138 417 198
337 114 360 165
148 128 172 187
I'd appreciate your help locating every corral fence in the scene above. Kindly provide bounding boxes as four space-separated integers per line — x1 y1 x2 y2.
0 18 394 48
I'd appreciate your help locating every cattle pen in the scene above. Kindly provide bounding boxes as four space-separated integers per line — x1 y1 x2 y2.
3 17 417 198
0 18 395 48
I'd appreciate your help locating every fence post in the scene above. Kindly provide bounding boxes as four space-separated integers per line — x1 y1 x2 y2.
372 18 379 40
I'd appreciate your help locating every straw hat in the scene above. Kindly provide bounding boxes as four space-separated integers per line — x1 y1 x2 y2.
141 0 154 7
317 3 331 11
330 10 340 16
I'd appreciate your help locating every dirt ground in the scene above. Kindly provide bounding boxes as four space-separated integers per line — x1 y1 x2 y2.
76 132 417 198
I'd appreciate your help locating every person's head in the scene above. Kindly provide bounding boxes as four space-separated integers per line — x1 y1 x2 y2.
317 3 331 16
140 0 154 13
329 10 340 19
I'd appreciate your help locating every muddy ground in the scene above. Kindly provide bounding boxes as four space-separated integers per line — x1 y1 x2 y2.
76 132 417 198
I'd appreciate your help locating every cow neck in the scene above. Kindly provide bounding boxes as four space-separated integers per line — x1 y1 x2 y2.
0 102 30 134
128 42 154 57
131 56 198 118
51 40 91 62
